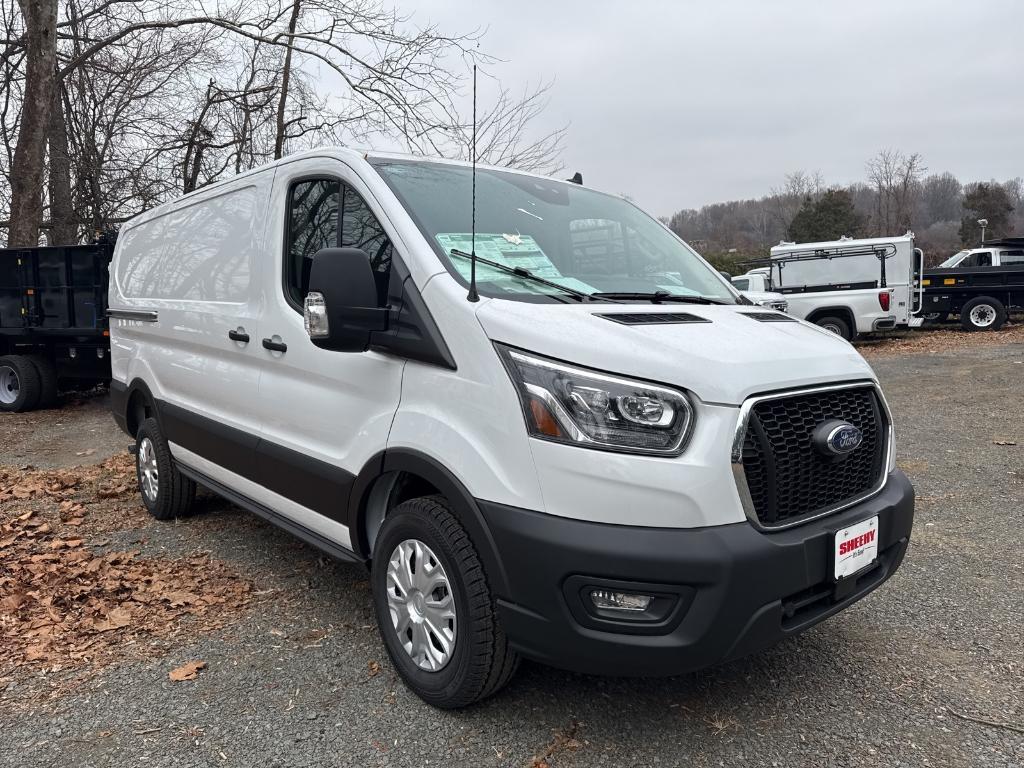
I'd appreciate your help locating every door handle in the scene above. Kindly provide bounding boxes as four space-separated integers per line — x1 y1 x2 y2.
262 337 287 353
228 329 250 343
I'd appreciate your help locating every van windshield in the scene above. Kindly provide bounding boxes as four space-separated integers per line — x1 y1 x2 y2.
372 160 736 304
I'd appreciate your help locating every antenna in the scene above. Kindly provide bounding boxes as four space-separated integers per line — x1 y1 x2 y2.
467 64 480 302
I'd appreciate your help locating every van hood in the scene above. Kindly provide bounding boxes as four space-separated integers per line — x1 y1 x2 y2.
475 301 875 406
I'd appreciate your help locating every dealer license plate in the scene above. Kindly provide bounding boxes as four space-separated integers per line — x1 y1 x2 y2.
834 516 879 580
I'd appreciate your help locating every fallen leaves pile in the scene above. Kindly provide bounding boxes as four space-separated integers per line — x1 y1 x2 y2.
856 323 1024 357
0 454 253 674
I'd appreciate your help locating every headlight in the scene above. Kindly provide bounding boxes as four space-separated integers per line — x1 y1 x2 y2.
496 344 694 455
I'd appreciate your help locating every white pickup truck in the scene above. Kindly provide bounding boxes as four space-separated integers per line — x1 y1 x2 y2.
936 243 1024 269
734 234 925 340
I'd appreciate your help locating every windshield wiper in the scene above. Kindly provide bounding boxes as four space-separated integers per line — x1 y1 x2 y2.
449 249 620 303
587 291 728 305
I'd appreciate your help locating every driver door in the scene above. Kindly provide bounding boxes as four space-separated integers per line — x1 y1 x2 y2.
255 160 404 549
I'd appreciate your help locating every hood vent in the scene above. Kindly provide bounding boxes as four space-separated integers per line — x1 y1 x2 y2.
596 312 710 326
741 311 797 323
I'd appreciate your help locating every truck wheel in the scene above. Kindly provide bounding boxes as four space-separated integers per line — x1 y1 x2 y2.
960 297 1006 332
25 354 60 408
371 496 519 708
135 417 196 520
814 315 853 341
0 355 42 412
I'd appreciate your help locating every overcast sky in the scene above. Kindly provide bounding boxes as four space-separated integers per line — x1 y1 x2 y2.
411 0 1024 217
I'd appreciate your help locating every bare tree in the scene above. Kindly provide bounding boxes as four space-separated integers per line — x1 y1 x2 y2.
442 80 566 173
865 149 926 235
7 0 57 246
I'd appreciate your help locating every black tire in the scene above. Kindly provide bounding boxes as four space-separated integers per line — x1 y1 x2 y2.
814 315 853 341
960 297 1006 332
135 417 196 520
371 496 519 708
25 354 59 408
0 354 42 412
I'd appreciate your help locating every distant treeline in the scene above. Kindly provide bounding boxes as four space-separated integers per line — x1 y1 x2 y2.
665 150 1023 272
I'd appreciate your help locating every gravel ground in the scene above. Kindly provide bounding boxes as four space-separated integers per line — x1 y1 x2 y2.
1 334 1023 768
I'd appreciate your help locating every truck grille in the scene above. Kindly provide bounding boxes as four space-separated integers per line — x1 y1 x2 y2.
736 385 889 528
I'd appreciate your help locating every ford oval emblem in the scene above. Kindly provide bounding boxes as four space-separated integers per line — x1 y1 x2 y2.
812 420 863 457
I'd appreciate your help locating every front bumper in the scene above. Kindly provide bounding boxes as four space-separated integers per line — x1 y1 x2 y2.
480 470 914 676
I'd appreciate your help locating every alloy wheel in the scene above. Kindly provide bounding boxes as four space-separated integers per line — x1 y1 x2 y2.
138 437 160 502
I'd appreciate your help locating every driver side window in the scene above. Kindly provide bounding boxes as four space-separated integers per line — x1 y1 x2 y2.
284 178 393 308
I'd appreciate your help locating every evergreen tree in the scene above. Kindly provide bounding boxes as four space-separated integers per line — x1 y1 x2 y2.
787 189 865 242
959 183 1014 245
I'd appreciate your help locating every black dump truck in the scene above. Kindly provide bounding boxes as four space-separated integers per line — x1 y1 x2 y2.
0 242 114 412
921 237 1024 331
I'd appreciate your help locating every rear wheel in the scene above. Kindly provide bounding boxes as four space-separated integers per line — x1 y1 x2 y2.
814 315 853 341
135 417 196 520
960 297 1006 331
25 354 59 408
0 355 42 412
371 496 519 708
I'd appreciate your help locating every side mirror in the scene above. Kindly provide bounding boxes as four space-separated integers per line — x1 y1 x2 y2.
719 270 732 281
304 247 389 352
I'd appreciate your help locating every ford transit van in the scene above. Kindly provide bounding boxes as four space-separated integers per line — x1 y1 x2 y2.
108 148 914 708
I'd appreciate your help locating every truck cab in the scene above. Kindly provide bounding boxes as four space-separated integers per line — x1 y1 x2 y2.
937 243 1024 269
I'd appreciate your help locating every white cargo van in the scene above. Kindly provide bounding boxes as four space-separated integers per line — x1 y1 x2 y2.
108 149 914 708
755 234 926 340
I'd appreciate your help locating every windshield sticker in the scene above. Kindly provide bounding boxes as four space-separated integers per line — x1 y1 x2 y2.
436 232 595 294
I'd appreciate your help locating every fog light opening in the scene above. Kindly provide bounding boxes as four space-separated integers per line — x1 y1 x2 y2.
589 589 653 612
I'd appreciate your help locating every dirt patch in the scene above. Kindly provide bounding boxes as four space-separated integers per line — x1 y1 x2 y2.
0 390 128 469
0 456 253 679
856 322 1024 357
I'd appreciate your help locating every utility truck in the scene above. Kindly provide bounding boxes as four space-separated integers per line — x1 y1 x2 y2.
734 233 925 340
921 237 1024 329
0 242 113 411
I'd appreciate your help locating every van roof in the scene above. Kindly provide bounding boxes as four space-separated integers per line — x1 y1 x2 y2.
118 146 572 231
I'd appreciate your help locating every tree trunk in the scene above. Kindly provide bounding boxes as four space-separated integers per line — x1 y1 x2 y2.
8 0 59 247
47 79 77 244
274 0 300 160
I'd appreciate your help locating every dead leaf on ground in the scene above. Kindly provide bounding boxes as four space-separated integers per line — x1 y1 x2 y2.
993 440 1017 446
368 660 381 677
168 660 207 681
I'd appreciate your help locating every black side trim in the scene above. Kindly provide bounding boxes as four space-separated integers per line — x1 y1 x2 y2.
778 281 878 294
255 437 354 523
157 399 355 525
109 379 129 434
176 464 360 564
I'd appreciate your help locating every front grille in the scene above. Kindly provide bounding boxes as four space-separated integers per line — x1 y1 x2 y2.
738 385 888 527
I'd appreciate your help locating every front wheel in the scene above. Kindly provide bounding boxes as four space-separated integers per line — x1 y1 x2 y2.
960 297 1006 331
371 496 519 708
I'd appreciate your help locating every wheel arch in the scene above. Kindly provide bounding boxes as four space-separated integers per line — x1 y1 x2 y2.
115 378 160 437
348 449 510 596
805 305 856 330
